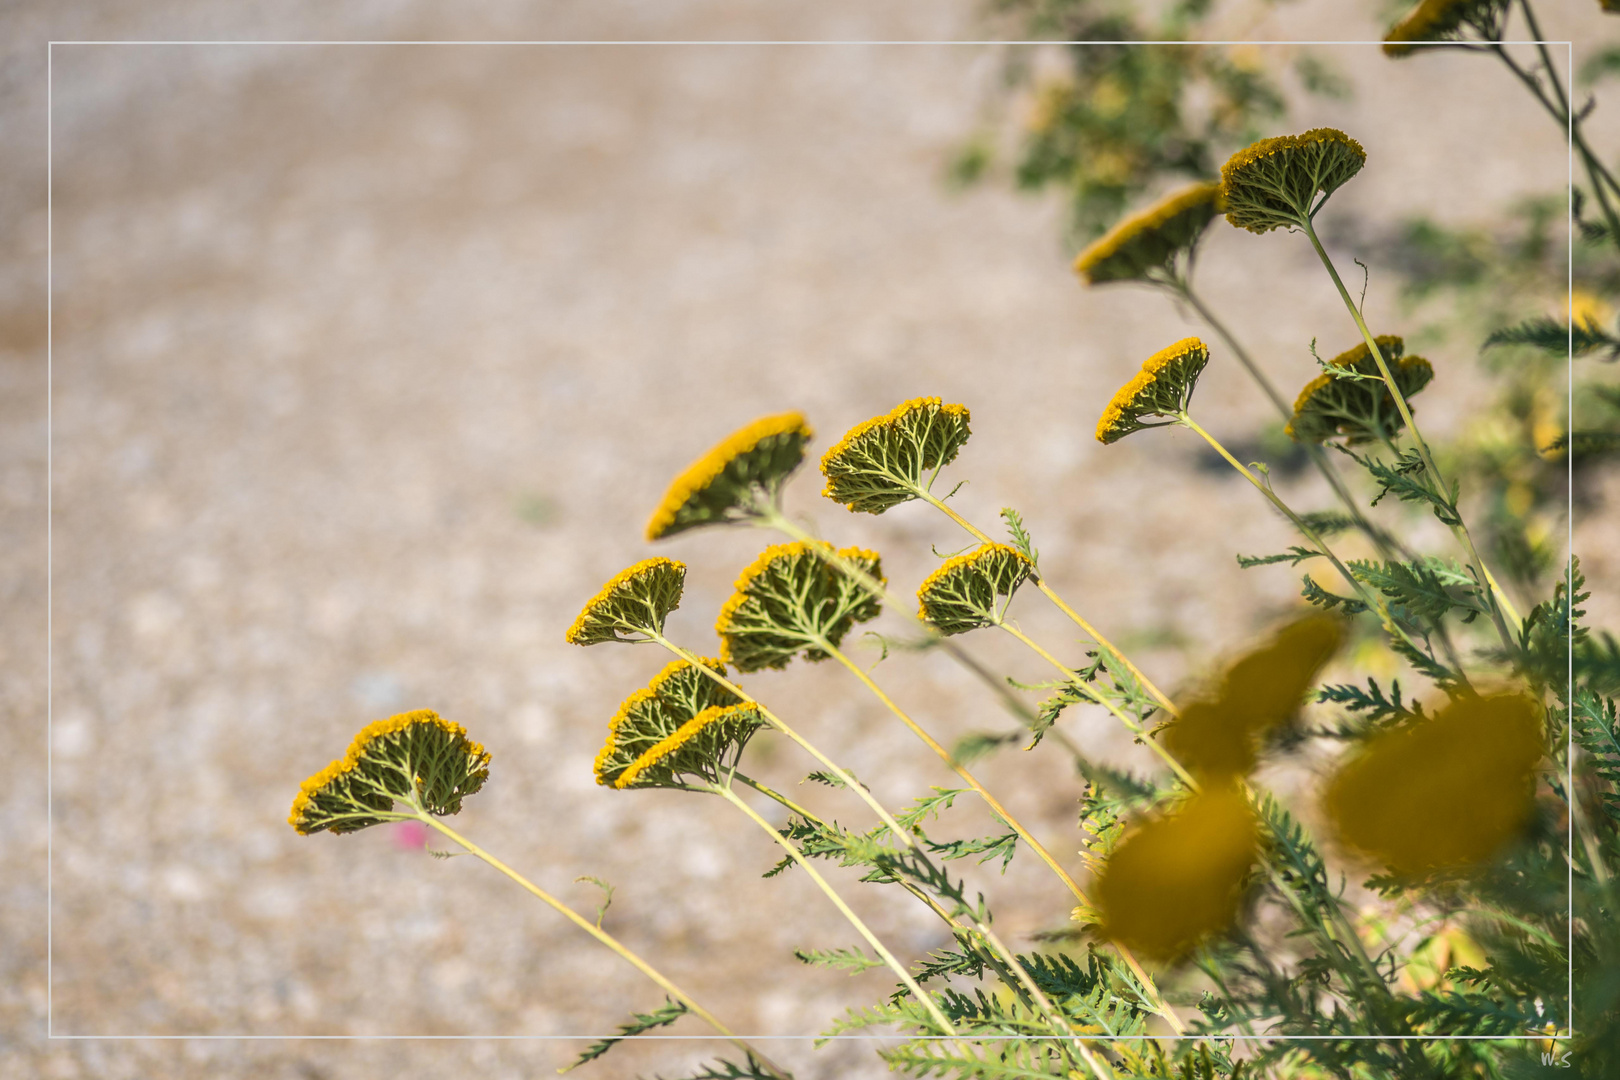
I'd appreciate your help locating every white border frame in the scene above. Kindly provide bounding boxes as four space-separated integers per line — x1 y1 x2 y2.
44 36 1577 1051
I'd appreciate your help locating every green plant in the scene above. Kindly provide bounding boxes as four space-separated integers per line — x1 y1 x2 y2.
284 22 1620 1079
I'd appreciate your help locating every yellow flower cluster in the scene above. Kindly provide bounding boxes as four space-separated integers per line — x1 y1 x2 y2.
289 710 489 835
593 657 734 787
1284 335 1434 444
716 541 884 671
613 703 757 789
565 557 686 646
645 412 814 540
1095 337 1209 444
1382 0 1490 55
1073 183 1222 285
819 397 972 515
916 542 1033 635
1218 129 1366 234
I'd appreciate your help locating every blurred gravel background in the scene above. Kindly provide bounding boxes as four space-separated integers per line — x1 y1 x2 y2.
3 1 1607 1077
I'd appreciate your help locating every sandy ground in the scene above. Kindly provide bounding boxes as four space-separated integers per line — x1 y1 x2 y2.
3 1 1613 1078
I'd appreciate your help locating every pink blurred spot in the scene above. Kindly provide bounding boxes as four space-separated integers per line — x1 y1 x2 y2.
392 820 430 850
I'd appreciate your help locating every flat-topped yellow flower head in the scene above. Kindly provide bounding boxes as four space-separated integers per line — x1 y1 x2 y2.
1164 613 1346 780
1326 692 1544 874
821 398 972 514
593 657 737 787
289 709 491 836
917 543 1034 636
565 557 687 646
1095 337 1210 444
1285 335 1435 444
1383 0 1509 55
716 541 884 671
646 413 814 540
1094 783 1259 961
613 703 765 790
1074 183 1223 286
1219 129 1367 234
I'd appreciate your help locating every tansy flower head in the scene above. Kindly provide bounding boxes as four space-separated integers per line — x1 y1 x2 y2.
1164 613 1346 780
593 658 738 787
1219 129 1367 234
1325 692 1544 874
613 703 765 790
1285 335 1435 445
646 413 814 540
289 709 491 836
1383 0 1509 56
566 557 687 646
1095 337 1210 444
820 398 973 514
917 543 1033 636
717 541 884 672
1094 783 1259 961
1074 183 1223 286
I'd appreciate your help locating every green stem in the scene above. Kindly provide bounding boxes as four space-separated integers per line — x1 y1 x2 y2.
712 782 965 1042
1512 0 1620 247
646 629 915 847
1172 276 1408 563
418 812 791 1079
1177 413 1387 617
998 618 1196 787
815 635 1188 1037
1299 217 1521 646
732 773 1109 1064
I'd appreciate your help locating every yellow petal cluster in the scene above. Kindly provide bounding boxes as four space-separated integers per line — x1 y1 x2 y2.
645 412 813 540
613 703 749 789
565 557 685 646
1074 183 1222 285
289 709 488 835
1095 337 1209 444
1383 0 1491 55
1218 129 1366 233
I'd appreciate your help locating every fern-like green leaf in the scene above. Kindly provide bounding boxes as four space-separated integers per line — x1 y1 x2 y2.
563 998 689 1072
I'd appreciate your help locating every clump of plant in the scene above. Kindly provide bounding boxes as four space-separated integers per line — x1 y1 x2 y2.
285 29 1620 1080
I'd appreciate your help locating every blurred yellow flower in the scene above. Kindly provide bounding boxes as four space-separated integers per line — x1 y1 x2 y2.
1164 613 1345 779
1325 692 1544 874
1094 783 1259 961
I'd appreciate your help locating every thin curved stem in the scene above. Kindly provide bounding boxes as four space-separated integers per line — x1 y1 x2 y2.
646 629 915 847
998 620 1197 789
419 813 791 1079
815 635 1188 1037
1299 217 1522 644
1171 277 1408 558
1509 0 1620 247
753 507 1185 1035
732 773 1114 1069
1176 411 1430 652
712 782 965 1042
